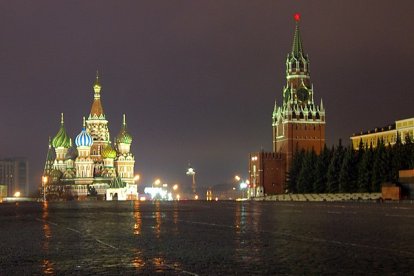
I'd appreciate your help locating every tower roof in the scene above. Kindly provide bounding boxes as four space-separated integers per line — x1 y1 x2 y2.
102 143 117 159
116 114 133 144
52 113 71 148
43 137 56 175
89 71 105 119
75 117 93 147
291 13 305 58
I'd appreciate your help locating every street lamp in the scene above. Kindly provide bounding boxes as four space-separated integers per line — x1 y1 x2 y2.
186 164 196 198
154 178 161 187
234 175 249 199
42 176 48 202
133 174 141 199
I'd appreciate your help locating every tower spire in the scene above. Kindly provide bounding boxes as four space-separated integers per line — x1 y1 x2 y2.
90 71 105 119
291 13 305 58
61 113 64 125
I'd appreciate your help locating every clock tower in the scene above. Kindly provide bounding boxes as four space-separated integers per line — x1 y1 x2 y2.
272 14 326 169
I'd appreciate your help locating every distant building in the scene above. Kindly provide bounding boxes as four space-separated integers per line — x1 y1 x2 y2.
42 73 137 200
351 118 414 149
0 158 29 197
249 14 326 196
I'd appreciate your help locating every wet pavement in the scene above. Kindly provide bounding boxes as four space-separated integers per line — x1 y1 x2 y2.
0 200 413 275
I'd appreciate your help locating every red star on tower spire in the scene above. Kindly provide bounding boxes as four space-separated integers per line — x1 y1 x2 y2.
294 13 301 22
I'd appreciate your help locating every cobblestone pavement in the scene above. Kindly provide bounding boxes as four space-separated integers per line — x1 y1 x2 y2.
0 201 413 275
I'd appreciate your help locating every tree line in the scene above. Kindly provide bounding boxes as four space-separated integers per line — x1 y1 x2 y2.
286 134 414 194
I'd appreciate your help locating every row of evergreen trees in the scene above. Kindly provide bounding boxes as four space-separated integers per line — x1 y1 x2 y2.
286 134 414 194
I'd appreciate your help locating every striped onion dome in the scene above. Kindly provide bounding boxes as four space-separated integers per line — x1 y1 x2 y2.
116 114 133 144
52 113 71 148
101 143 116 159
75 117 93 147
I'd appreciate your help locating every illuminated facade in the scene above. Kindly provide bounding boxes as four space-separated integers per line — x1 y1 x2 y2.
351 118 414 149
42 74 137 200
249 14 326 196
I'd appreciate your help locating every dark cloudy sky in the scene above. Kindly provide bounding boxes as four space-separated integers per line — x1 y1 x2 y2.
1 1 414 193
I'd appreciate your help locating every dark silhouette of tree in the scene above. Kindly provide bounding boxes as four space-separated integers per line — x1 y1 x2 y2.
339 146 357 192
390 132 403 182
286 147 305 193
358 144 373 192
297 149 316 193
327 140 344 193
314 144 331 193
371 138 388 192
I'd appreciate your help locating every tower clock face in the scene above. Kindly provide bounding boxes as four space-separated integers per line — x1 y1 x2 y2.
296 88 309 102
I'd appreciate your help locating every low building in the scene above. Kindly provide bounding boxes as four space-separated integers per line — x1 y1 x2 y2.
351 118 414 149
248 151 286 197
0 158 29 197
398 169 414 199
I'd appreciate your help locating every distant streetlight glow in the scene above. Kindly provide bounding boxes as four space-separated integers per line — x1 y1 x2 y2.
173 184 178 191
14 191 21 197
42 176 48 202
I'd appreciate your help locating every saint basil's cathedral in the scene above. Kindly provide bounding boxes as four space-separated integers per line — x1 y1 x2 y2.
42 74 137 200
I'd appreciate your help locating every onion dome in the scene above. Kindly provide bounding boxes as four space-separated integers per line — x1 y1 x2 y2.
101 143 117 159
75 117 93 147
65 140 79 160
52 113 71 148
116 114 133 144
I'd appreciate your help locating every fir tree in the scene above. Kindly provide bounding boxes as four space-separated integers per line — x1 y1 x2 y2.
339 146 357 192
371 139 388 192
314 144 331 193
326 140 345 193
297 149 316 193
390 132 403 182
358 144 373 192
286 148 305 193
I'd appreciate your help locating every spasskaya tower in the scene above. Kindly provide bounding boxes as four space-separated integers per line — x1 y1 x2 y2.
249 14 326 197
272 13 326 169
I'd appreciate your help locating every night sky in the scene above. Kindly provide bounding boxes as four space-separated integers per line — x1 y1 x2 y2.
1 1 414 193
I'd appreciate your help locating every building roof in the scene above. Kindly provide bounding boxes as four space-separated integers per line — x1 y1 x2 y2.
351 123 396 137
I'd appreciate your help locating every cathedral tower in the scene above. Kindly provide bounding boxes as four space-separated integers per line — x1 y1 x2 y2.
272 14 326 168
52 113 71 172
86 72 111 163
114 114 135 184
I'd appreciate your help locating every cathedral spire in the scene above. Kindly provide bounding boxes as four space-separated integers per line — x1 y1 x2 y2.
89 71 105 119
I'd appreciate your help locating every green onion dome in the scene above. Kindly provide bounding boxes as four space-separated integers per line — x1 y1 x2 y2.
52 113 71 148
101 143 117 159
116 114 133 144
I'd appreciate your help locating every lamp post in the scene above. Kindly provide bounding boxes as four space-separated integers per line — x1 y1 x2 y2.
186 165 196 199
234 175 249 199
42 176 48 202
133 174 140 199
